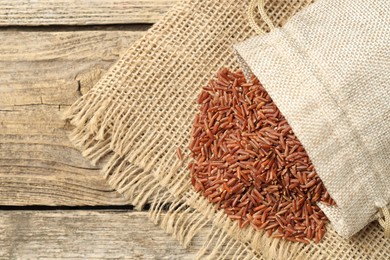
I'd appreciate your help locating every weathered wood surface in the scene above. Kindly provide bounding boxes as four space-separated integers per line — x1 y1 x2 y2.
0 2 199 259
0 0 176 26
0 211 200 259
0 27 147 206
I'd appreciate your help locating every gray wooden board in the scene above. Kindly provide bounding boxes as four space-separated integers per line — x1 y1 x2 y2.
0 210 202 259
0 2 211 259
0 27 147 206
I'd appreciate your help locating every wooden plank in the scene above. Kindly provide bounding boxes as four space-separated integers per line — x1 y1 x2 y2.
0 27 146 105
0 210 200 259
0 28 146 206
0 0 176 26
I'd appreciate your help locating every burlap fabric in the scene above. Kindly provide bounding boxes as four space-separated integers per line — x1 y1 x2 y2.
235 0 390 238
65 0 390 258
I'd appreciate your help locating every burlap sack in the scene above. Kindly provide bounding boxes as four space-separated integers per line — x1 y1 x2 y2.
235 0 390 238
65 0 390 258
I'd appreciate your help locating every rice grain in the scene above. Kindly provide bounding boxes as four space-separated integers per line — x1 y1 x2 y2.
189 68 335 244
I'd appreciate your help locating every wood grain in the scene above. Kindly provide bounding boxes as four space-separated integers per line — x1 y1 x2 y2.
0 3 202 259
0 0 176 26
0 210 201 259
0 27 146 205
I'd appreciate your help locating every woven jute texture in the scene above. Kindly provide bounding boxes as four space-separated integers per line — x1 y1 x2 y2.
65 0 390 258
235 0 390 238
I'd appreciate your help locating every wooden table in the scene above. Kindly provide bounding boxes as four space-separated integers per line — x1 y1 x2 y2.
0 1 204 258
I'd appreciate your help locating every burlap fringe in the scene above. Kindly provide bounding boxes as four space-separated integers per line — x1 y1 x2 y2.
63 93 330 260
